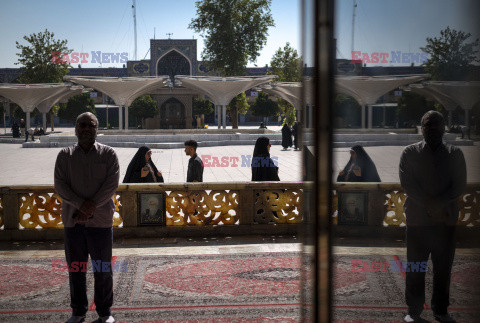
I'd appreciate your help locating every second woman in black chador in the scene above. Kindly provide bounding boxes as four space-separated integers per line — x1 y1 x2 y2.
337 145 381 182
281 123 293 150
251 137 280 181
123 146 164 183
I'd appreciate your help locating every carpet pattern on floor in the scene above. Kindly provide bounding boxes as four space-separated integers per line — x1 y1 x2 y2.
0 252 478 322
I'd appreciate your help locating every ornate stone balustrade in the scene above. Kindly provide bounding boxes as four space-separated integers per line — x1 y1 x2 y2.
333 183 480 227
0 183 305 236
0 182 478 240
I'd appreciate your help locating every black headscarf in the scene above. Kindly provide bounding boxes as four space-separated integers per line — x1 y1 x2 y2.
123 146 163 183
337 145 381 182
253 136 270 157
252 137 280 181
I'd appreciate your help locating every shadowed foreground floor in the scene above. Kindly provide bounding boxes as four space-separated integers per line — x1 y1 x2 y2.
0 238 478 322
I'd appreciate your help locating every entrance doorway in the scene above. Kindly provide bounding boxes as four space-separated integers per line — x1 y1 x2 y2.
160 97 185 129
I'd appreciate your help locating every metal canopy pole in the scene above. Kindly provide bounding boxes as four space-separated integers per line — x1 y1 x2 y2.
222 105 226 129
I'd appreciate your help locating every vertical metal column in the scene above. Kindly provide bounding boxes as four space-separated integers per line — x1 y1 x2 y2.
118 106 123 130
367 104 373 129
222 105 226 129
42 112 47 132
125 105 129 130
361 105 366 128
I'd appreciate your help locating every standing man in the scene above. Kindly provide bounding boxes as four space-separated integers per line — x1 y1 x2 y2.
54 112 119 323
184 139 204 182
399 111 466 323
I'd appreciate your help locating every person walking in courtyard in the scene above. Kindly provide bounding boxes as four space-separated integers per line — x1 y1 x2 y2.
399 110 466 323
251 136 280 181
123 146 164 183
54 112 119 323
20 118 25 138
337 145 381 182
281 123 293 150
185 139 203 182
11 121 20 138
292 121 300 150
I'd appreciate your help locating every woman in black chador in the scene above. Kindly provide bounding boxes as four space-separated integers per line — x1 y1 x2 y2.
11 121 20 138
337 145 381 182
251 137 280 181
281 123 293 150
123 146 164 183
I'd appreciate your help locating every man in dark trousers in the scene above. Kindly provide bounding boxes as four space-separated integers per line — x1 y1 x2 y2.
55 112 119 323
399 110 466 323
184 139 204 182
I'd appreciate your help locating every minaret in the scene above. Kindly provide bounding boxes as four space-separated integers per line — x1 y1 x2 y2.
351 0 357 55
132 0 137 60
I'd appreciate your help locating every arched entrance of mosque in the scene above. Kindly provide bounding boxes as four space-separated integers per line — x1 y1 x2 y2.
160 97 185 129
157 50 191 81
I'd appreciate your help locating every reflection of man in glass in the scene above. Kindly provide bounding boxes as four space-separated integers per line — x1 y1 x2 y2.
144 196 161 222
399 111 466 323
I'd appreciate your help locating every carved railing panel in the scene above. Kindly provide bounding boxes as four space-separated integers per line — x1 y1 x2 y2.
254 189 303 224
19 193 63 229
383 188 480 227
166 190 239 226
113 193 123 228
458 189 480 226
384 190 407 226
18 192 123 229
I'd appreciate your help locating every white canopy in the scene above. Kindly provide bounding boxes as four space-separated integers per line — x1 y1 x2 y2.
423 81 480 128
0 83 70 129
260 82 303 110
426 81 480 110
65 76 169 130
335 74 428 128
175 75 276 128
407 84 458 127
36 86 86 131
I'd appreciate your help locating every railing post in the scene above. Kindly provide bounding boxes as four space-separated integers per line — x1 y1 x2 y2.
121 191 138 227
239 186 255 225
2 190 19 230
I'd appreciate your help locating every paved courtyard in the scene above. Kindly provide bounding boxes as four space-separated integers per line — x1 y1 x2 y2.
0 141 479 185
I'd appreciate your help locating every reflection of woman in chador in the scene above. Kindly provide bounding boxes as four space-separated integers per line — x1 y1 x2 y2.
123 146 164 183
337 145 381 182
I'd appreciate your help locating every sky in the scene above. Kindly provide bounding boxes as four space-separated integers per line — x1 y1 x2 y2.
0 0 479 69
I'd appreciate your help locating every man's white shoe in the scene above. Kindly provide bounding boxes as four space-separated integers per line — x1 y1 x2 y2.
65 315 85 323
404 314 429 322
93 315 115 323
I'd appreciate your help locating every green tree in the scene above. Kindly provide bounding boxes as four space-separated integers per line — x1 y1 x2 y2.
129 95 158 127
49 105 60 131
227 93 249 129
268 43 301 125
334 94 362 127
189 0 275 76
268 42 302 82
193 96 214 116
283 105 296 126
397 92 438 127
58 93 95 123
250 92 281 124
12 105 39 121
15 29 71 83
421 27 480 81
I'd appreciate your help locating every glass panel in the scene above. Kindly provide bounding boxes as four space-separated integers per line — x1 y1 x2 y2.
332 0 480 322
